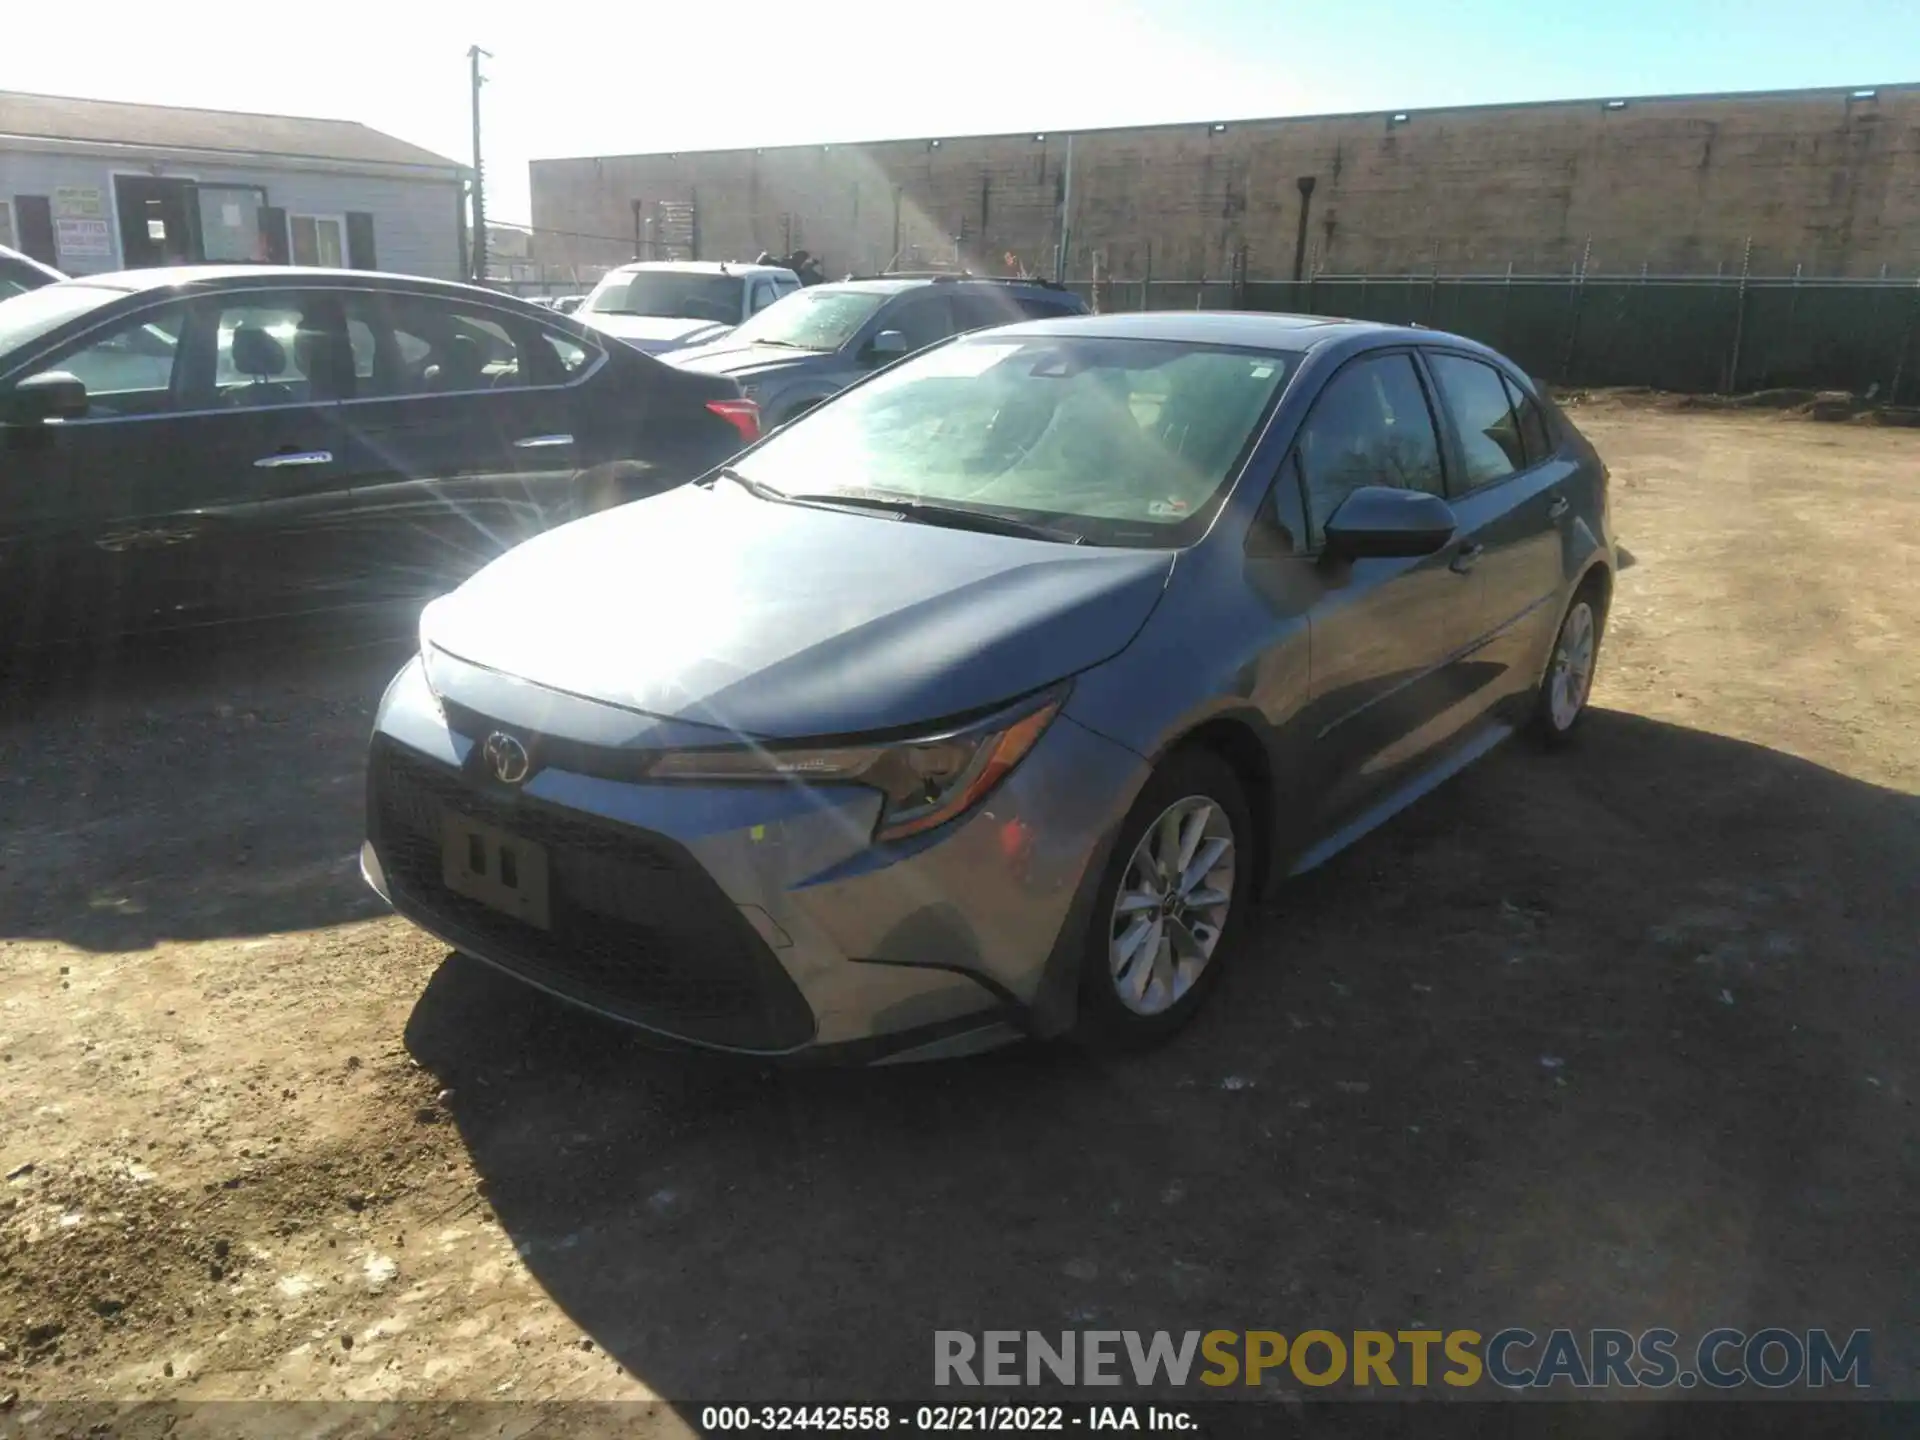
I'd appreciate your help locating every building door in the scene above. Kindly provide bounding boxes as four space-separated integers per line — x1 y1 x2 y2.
114 176 201 268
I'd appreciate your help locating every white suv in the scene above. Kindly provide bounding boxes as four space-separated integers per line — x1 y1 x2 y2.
575 261 802 355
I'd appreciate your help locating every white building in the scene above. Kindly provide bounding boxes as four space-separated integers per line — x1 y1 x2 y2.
0 90 468 279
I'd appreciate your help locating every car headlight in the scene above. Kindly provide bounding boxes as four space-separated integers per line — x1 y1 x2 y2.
647 686 1067 842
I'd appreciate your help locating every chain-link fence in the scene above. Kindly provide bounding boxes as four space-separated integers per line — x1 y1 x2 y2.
1067 271 1920 401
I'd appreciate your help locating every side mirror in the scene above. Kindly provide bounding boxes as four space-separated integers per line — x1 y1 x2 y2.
3 371 89 425
867 330 908 360
1322 486 1456 560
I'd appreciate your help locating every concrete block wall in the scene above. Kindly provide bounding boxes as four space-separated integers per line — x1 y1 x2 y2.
530 84 1920 282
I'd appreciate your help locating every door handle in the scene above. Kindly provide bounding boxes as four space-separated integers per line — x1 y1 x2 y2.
254 450 333 468
513 433 574 449
1450 542 1484 575
1547 494 1570 520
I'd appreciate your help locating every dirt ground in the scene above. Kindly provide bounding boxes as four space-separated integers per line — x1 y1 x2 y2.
1 403 1915 1420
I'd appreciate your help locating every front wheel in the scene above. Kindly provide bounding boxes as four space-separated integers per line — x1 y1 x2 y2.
1533 586 1604 744
1072 749 1253 1050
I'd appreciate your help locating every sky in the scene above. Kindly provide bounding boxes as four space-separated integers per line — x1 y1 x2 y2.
5 0 1918 227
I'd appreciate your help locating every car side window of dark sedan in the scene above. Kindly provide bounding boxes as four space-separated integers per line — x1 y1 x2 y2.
342 293 533 399
16 302 189 420
1427 353 1527 490
209 297 350 407
1292 352 1446 547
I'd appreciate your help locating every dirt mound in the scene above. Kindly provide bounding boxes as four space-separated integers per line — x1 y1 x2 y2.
1 1061 451 1379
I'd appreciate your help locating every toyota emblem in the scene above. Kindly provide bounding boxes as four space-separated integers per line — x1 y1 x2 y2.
482 731 532 785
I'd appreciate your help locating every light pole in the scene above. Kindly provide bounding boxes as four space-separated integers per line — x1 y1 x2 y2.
468 45 493 284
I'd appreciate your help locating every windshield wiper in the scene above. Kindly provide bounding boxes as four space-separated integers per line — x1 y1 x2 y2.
712 467 790 501
780 493 1082 544
742 337 819 350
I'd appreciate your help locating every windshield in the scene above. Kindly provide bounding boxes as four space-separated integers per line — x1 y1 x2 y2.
0 283 130 359
728 288 887 350
583 272 742 324
731 335 1296 546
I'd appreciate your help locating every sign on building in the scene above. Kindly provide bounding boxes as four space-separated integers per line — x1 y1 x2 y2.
55 217 115 267
53 186 107 221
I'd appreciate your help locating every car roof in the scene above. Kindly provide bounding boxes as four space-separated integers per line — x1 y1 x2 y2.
985 309 1438 349
36 265 543 303
0 243 65 283
604 260 795 277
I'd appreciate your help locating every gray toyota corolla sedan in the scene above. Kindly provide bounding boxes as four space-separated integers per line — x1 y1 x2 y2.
362 312 1614 1063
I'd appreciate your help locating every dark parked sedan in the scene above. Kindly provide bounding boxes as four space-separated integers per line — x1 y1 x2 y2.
0 267 756 646
364 312 1614 1063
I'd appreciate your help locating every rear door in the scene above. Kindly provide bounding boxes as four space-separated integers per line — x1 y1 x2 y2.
328 289 588 602
1422 350 1575 712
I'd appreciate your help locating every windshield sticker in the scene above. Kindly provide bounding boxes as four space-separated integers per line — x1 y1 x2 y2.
1148 498 1192 518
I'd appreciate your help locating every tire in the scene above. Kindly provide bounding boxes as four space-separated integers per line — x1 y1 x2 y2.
1532 580 1606 746
1072 748 1255 1051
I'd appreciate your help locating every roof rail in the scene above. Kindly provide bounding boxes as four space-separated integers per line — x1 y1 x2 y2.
842 269 1068 290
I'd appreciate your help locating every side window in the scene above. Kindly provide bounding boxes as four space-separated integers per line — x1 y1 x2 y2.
877 294 953 354
749 281 778 313
343 293 529 398
540 330 596 378
211 296 347 406
1294 353 1445 545
950 289 1023 333
1503 372 1554 465
22 303 188 419
1428 353 1526 489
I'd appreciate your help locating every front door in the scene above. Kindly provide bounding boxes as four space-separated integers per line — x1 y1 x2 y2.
0 297 201 644
1284 350 1481 833
114 176 201 268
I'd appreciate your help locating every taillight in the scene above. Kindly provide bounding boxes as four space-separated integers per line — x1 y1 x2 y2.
706 398 760 444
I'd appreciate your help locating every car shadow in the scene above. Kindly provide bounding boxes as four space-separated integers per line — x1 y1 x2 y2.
0 615 416 951
403 709 1920 1403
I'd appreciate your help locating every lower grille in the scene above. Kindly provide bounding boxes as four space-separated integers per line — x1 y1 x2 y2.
368 738 815 1051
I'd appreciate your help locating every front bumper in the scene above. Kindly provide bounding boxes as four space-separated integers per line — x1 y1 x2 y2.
363 657 1149 1061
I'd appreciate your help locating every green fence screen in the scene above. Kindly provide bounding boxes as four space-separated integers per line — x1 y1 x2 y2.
1068 275 1920 401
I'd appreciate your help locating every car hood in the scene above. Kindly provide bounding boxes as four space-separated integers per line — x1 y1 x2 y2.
577 313 734 352
663 341 834 382
421 483 1173 741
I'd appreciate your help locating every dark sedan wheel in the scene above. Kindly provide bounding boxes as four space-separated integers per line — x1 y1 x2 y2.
1534 584 1605 744
1073 749 1253 1049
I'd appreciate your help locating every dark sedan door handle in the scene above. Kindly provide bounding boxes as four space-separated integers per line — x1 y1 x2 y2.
1547 494 1570 520
1450 542 1484 574
254 450 332 468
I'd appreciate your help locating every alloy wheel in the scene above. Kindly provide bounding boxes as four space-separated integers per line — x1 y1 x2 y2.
1549 599 1597 730
1108 795 1236 1017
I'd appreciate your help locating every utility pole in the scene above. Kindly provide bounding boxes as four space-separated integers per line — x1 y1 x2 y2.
1055 133 1075 285
468 44 492 285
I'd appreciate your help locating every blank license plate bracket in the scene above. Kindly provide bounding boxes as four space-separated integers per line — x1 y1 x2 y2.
441 810 552 930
